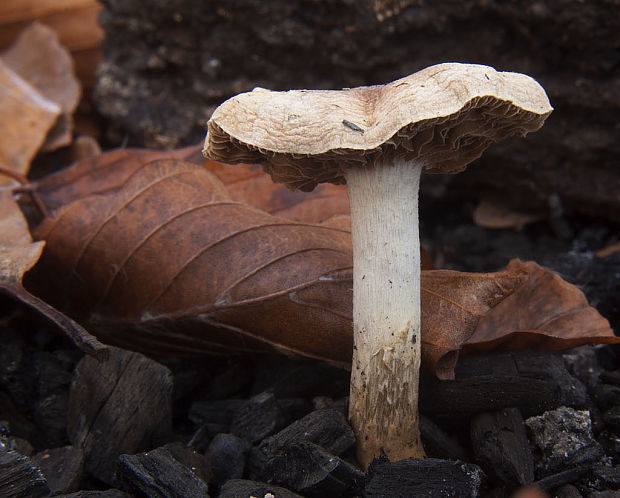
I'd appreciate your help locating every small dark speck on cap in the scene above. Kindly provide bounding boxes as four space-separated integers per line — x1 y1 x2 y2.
343 120 364 133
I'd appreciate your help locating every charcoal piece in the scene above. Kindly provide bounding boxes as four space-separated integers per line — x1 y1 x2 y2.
554 484 582 498
591 465 620 490
533 465 592 491
589 492 620 498
365 457 485 497
219 479 303 498
526 407 604 477
261 441 363 497
188 423 229 453
420 352 586 422
31 445 84 495
68 347 173 484
33 391 70 447
471 408 534 485
0 340 37 409
206 433 250 484
563 347 606 391
32 351 81 447
260 408 355 456
0 392 41 447
600 370 620 387
1 345 78 448
598 431 620 461
0 420 34 456
419 414 467 461
312 396 348 415
57 490 132 497
278 398 313 423
592 384 620 411
117 443 211 497
603 405 620 433
6 436 34 456
0 450 50 497
189 399 245 428
231 392 285 443
249 408 355 479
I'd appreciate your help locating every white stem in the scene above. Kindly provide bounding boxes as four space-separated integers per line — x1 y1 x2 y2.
344 157 424 467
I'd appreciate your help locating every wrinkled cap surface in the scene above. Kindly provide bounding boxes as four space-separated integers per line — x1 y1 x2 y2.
203 63 552 191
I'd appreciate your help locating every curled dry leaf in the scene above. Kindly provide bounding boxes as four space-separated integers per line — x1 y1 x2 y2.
0 190 106 357
0 59 60 184
463 259 619 354
2 22 82 151
24 150 617 377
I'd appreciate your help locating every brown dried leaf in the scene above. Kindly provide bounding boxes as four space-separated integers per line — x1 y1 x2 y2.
463 259 619 354
25 150 617 377
0 59 60 183
2 22 82 151
0 1 103 94
33 145 351 223
420 268 527 379
473 197 545 230
0 190 105 356
29 158 356 364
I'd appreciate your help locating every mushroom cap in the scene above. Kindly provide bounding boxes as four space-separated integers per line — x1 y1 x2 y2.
203 63 552 191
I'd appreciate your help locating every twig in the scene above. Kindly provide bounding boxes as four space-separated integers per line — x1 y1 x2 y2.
0 163 50 219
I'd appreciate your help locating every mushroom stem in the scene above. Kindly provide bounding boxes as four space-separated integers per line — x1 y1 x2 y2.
344 157 424 468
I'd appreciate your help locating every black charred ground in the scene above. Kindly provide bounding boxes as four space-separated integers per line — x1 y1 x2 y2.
1 210 619 497
1 312 620 497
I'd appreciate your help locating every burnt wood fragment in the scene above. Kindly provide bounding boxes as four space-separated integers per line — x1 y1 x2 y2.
278 398 313 424
591 464 620 490
260 441 363 497
67 347 173 484
420 352 586 422
0 419 34 456
187 423 228 453
117 443 211 497
419 414 467 461
599 370 620 387
248 408 355 479
0 393 41 448
533 465 593 491
603 405 620 433
31 445 84 495
471 408 534 486
189 399 245 428
206 433 250 484
592 384 620 411
0 449 50 497
554 484 583 498
255 408 355 456
231 392 285 443
219 479 303 498
526 407 604 477
365 457 485 497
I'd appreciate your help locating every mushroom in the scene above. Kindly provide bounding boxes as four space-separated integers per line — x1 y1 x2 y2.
202 62 552 467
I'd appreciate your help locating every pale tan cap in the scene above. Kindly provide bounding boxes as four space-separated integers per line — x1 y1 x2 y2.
203 62 553 191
